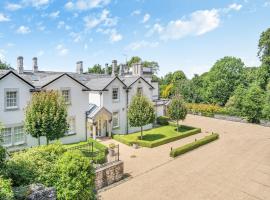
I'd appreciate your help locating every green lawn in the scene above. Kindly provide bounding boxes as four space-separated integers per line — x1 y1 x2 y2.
113 125 201 148
64 138 108 164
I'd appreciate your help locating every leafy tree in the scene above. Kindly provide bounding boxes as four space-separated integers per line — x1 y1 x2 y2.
172 70 186 82
161 84 173 98
167 95 187 131
258 28 270 64
0 60 10 70
25 91 68 145
127 56 142 68
241 83 265 123
53 151 95 200
204 56 245 105
262 83 270 120
88 64 105 74
0 177 14 200
128 94 155 140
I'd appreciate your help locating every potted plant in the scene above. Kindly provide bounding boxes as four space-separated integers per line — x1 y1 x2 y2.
108 143 116 156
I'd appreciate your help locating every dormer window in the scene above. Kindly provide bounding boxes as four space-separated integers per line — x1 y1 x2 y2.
5 89 19 110
112 88 119 101
61 88 71 104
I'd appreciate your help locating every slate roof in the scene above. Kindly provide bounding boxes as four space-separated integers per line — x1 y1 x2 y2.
0 69 154 91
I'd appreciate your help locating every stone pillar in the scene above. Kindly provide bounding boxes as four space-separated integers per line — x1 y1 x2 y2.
76 61 83 74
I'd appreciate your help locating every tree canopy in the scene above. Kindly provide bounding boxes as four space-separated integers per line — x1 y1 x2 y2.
128 94 155 139
88 64 105 74
25 91 68 145
0 60 10 70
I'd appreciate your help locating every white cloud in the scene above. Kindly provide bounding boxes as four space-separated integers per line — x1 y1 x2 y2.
7 43 15 47
110 29 122 42
5 3 22 11
226 3 242 12
16 26 31 34
65 0 111 10
149 9 220 40
57 21 71 30
70 32 82 42
142 13 150 23
126 40 159 51
56 44 69 56
0 13 10 22
49 11 60 19
22 0 51 8
131 9 141 16
84 9 117 29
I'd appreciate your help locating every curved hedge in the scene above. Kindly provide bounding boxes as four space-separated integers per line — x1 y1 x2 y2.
170 133 219 157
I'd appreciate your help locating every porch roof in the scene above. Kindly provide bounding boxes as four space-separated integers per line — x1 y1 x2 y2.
86 104 112 121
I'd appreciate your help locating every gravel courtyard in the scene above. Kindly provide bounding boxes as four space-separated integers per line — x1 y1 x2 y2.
99 115 270 200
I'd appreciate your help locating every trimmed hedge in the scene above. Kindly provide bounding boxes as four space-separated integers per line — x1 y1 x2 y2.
156 116 169 125
113 127 201 148
170 133 219 157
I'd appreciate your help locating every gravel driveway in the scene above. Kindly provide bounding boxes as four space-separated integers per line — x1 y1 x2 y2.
99 114 270 200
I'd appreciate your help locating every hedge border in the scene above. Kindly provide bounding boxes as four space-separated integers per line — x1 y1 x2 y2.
170 133 219 158
113 126 201 148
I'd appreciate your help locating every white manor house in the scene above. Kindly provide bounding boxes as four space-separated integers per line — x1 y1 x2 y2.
0 57 167 150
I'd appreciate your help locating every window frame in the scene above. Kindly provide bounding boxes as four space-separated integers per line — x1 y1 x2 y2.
1 125 26 147
66 116 76 136
112 87 119 102
61 88 71 105
137 87 143 95
4 88 19 111
112 112 119 128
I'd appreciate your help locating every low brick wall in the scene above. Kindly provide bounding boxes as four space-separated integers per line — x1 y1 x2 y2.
95 161 124 190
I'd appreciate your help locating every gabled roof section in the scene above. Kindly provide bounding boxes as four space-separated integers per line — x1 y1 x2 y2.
123 76 154 89
41 73 89 90
86 104 112 120
0 70 35 88
86 76 127 91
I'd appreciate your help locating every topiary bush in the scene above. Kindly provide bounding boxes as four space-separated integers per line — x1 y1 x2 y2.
0 176 14 200
53 150 95 200
156 116 169 125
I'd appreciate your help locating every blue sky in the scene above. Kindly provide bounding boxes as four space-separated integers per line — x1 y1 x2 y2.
0 0 270 78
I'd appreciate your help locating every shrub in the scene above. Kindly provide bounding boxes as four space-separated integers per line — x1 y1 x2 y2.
0 146 6 166
0 176 14 200
186 103 226 116
53 151 95 200
5 142 66 186
170 133 219 157
156 116 169 125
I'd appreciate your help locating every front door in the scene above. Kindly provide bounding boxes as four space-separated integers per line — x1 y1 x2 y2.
102 120 107 137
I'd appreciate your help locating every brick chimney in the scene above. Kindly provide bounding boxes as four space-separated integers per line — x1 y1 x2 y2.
17 56 24 74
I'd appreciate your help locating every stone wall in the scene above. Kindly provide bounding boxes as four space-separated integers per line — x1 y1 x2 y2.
95 160 124 190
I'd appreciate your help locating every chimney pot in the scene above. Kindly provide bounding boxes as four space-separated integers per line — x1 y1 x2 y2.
17 56 24 74
111 60 117 76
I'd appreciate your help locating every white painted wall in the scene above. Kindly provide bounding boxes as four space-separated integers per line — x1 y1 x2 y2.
89 91 101 106
101 78 127 134
43 75 89 144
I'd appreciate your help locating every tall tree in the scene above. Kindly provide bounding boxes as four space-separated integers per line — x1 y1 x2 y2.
88 64 105 74
0 60 10 70
172 70 186 82
127 56 142 68
262 83 270 120
128 94 155 140
25 91 68 145
241 83 265 123
204 56 245 105
167 95 187 131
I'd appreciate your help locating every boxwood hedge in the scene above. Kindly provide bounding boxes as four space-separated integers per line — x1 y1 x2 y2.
113 128 201 148
170 133 219 157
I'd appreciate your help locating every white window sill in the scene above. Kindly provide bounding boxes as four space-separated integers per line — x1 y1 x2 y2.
14 141 26 146
65 132 76 136
5 107 19 111
112 99 119 103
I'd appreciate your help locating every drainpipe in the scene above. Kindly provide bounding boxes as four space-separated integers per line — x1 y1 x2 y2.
126 89 129 134
85 112 88 141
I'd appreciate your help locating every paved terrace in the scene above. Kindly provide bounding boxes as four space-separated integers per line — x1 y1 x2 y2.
99 114 270 200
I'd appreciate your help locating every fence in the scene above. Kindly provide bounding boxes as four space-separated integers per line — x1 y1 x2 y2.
67 142 120 165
